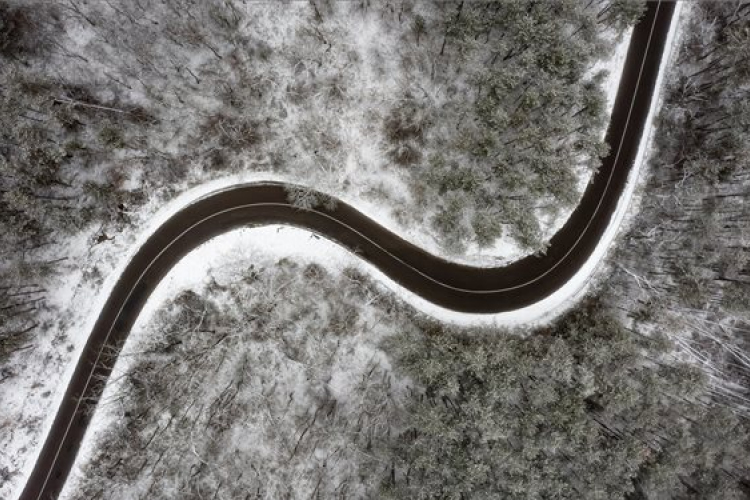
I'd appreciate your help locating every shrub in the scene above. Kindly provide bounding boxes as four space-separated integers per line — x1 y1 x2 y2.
98 127 125 149
387 142 422 166
383 97 428 143
0 2 36 58
285 185 337 211
0 1 59 60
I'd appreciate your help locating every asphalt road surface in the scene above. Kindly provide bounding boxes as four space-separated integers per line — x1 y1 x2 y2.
18 2 675 499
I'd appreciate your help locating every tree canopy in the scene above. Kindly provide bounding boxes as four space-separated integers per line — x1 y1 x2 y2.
383 301 750 499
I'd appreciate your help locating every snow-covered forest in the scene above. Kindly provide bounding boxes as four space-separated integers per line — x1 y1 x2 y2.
68 257 750 499
0 1 639 491
70 260 410 499
608 1 750 415
0 0 638 376
2 0 750 499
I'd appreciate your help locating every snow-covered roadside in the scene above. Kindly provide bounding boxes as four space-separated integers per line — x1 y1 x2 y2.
1 11 673 500
596 27 638 119
58 229 328 499
613 2 690 247
61 229 405 499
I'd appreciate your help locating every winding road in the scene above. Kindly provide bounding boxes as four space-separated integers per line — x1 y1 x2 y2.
19 2 675 499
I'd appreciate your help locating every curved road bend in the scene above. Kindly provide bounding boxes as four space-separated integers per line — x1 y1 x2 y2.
20 2 674 499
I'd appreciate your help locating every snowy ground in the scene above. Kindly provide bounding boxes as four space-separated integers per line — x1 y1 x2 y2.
0 7 683 500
